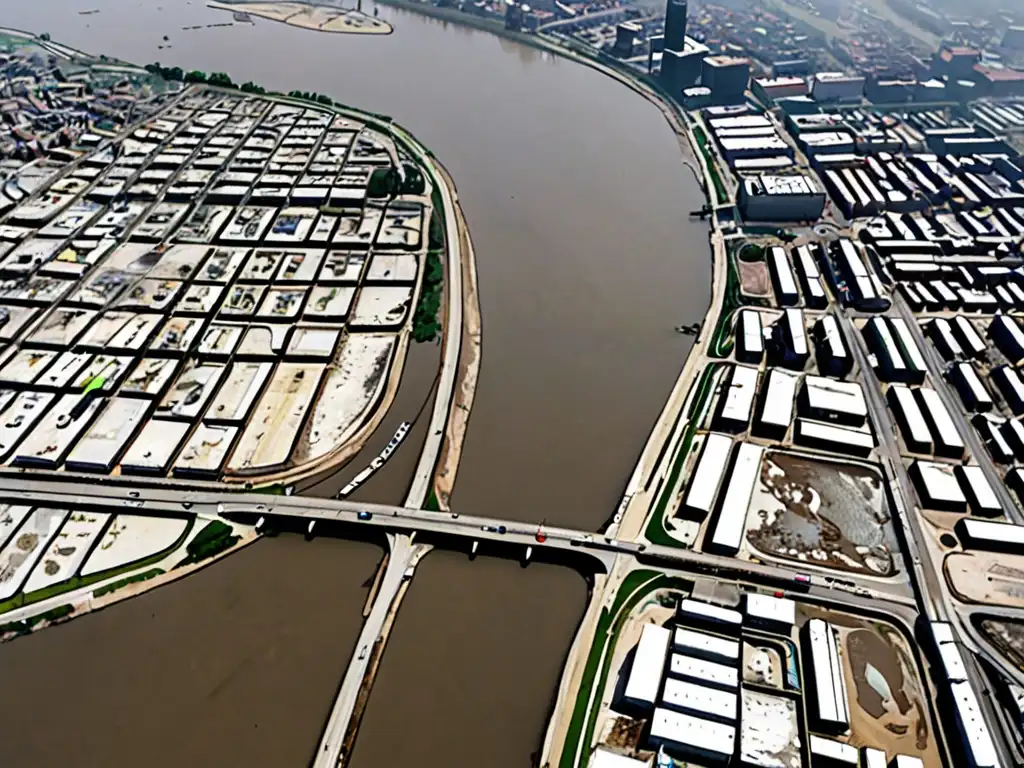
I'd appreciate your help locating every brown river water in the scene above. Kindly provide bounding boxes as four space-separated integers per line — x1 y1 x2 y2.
0 2 709 765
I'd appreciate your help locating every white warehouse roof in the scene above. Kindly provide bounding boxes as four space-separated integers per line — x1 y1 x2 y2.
624 623 671 707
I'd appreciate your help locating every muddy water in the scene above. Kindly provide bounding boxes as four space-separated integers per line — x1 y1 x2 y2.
0 2 707 765
348 549 588 768
0 536 383 767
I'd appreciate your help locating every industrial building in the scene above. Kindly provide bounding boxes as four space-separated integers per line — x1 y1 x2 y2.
952 317 986 359
813 315 851 377
660 677 737 723
865 318 909 383
668 654 739 690
887 384 932 455
888 318 927 385
754 368 799 439
950 362 993 413
715 365 759 432
809 735 859 766
737 309 764 363
798 376 867 426
955 517 1024 554
744 593 795 634
794 419 875 457
795 245 828 309
623 623 671 711
768 246 799 307
678 598 743 635
680 433 733 521
738 175 826 222
811 73 866 102
705 442 763 556
929 318 963 361
771 308 809 370
915 387 965 459
672 627 740 665
990 315 1024 363
648 707 735 764
804 618 850 733
910 460 968 512
954 465 1002 517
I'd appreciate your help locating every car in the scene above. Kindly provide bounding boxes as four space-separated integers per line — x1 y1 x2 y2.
497 525 507 534
451 512 460 519
357 511 373 521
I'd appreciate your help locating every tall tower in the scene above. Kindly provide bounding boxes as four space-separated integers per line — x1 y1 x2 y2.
664 0 688 53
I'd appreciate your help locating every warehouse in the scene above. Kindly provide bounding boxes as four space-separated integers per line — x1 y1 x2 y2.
954 517 1024 554
953 317 986 358
1004 416 1024 458
754 368 799 439
768 247 799 307
888 384 933 455
889 318 928 385
948 681 1000 768
930 318 964 361
771 308 809 370
865 318 909 382
809 735 859 767
900 283 925 312
955 465 1002 517
678 598 743 635
975 414 1014 465
668 654 739 690
681 433 733 521
950 362 993 412
915 387 965 459
804 618 850 733
915 283 942 312
929 280 959 310
794 244 828 309
798 376 867 426
744 593 796 634
813 315 851 377
647 708 736 764
706 442 764 556
910 460 968 512
990 315 1024 363
673 627 741 665
715 365 759 432
739 174 826 222
737 309 764 364
794 418 875 457
661 678 738 723
623 623 671 711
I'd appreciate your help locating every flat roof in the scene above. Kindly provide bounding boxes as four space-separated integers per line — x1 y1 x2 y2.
802 376 866 418
669 654 739 689
786 308 808 356
710 442 763 554
740 309 763 353
889 317 928 375
679 598 743 627
808 735 858 765
624 623 671 706
673 628 740 662
913 461 967 504
915 388 964 451
762 175 817 196
760 369 799 429
807 618 850 729
949 681 1000 768
889 384 931 449
959 518 1024 549
721 365 759 426
683 433 733 518
650 708 736 757
795 419 874 451
957 465 1001 514
770 247 798 298
745 593 796 626
661 678 738 721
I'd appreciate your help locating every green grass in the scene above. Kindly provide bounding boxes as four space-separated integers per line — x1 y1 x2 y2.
559 571 691 768
0 517 194 616
424 488 441 512
694 126 728 206
0 604 74 636
92 568 164 598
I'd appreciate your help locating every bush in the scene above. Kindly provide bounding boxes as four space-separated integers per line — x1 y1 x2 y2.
738 243 765 262
93 569 164 598
179 521 239 566
412 250 444 343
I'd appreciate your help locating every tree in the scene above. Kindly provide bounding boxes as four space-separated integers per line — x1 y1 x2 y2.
316 94 333 105
184 70 207 83
240 81 265 94
207 71 234 87
39 33 51 42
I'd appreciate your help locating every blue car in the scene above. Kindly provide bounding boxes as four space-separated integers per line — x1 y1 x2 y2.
357 511 372 521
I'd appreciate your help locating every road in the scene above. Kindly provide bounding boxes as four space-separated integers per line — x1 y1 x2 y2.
313 533 429 768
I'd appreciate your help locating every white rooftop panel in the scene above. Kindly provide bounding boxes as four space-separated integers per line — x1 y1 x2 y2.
710 442 763 554
624 623 671 707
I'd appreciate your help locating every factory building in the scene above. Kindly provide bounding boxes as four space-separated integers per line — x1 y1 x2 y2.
623 623 671 711
795 245 828 309
752 76 808 104
648 708 735 764
714 364 759 432
680 433 733 521
744 593 795 634
794 419 875 457
929 318 963 361
888 318 927 385
887 384 932 455
1002 418 1024 461
754 368 799 439
952 317 986 359
798 376 867 426
865 317 908 383
809 736 860 767
811 73 865 103
771 308 809 370
950 362 993 413
702 56 750 105
737 309 764 363
661 678 737 724
672 627 740 665
813 314 851 377
668 653 739 690
910 460 968 512
990 315 1024 363
955 465 1002 517
954 517 1024 554
992 366 1024 415
768 246 799 307
804 618 850 733
705 442 763 557
915 387 965 459
739 174 825 222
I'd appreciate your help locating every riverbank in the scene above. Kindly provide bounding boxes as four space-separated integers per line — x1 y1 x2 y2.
208 0 394 35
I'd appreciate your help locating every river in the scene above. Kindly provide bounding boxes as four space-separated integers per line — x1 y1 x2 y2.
0 2 708 765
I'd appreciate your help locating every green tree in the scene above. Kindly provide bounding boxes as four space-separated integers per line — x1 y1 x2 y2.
39 32 51 42
184 70 207 83
207 71 234 87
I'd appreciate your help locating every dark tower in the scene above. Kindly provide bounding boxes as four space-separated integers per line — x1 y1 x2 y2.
664 0 688 52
